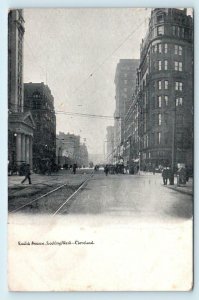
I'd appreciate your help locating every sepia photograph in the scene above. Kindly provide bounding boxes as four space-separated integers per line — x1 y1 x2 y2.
8 7 193 291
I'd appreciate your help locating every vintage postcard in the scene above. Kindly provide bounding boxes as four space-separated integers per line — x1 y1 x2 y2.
8 8 193 291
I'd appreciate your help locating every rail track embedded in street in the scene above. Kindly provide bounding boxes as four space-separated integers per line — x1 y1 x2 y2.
9 173 94 214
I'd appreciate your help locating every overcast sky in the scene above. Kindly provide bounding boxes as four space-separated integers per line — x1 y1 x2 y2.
23 8 152 154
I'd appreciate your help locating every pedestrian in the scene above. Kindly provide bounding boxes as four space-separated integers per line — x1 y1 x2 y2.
104 165 109 176
167 167 173 185
162 167 168 185
73 163 77 174
21 164 31 184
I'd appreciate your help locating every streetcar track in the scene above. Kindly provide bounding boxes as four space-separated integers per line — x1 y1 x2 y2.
52 174 93 216
9 173 94 214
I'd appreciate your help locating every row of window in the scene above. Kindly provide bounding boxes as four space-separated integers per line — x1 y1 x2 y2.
156 60 183 71
154 25 191 39
152 43 182 55
142 128 186 148
157 96 183 108
157 80 183 91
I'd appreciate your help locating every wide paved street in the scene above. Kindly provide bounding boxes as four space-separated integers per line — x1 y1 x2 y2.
63 172 192 221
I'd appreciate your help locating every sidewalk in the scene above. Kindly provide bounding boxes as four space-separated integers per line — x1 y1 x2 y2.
137 171 193 196
164 177 193 196
8 170 91 198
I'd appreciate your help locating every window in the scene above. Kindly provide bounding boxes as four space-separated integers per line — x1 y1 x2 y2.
175 82 183 91
164 80 168 90
157 26 164 35
146 135 149 147
176 97 183 106
175 45 178 55
164 43 168 53
158 61 162 71
158 114 162 125
174 61 182 71
172 25 176 35
158 44 162 53
158 80 162 90
158 96 161 108
177 26 180 37
157 14 164 22
179 62 182 71
154 44 157 53
124 80 127 84
165 95 168 106
164 60 168 70
174 45 183 55
158 132 161 144
181 28 185 38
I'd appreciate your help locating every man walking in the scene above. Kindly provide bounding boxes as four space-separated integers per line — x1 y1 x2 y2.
21 164 32 184
104 165 109 176
162 167 168 185
73 163 77 174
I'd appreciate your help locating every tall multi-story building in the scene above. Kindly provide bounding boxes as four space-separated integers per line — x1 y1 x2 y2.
24 82 56 168
106 126 114 163
56 132 81 167
8 9 35 168
114 59 140 162
137 8 193 170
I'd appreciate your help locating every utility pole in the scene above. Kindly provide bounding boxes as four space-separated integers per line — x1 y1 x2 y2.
171 98 176 185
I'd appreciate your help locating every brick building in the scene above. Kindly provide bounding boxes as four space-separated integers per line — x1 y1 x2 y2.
114 59 139 162
136 8 193 170
24 83 56 169
56 132 81 167
8 10 35 169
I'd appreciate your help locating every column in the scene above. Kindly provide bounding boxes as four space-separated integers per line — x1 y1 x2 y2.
21 134 26 162
16 133 22 165
29 136 33 169
25 135 30 164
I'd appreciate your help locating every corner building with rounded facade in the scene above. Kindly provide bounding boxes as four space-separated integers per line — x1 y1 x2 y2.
137 8 193 169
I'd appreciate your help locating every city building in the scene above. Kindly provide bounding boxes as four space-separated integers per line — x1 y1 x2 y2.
8 9 35 168
114 59 140 163
79 143 89 167
56 132 81 167
136 8 193 170
123 92 139 168
105 126 114 163
24 82 56 168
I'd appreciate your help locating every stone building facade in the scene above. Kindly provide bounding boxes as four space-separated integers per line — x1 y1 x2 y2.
136 8 193 170
8 9 35 168
24 83 56 169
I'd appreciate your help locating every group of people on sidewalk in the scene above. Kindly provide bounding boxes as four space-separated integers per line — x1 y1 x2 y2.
162 166 190 186
162 167 173 185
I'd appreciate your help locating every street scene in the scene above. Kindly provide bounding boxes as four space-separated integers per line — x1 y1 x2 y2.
8 169 192 218
7 8 193 291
